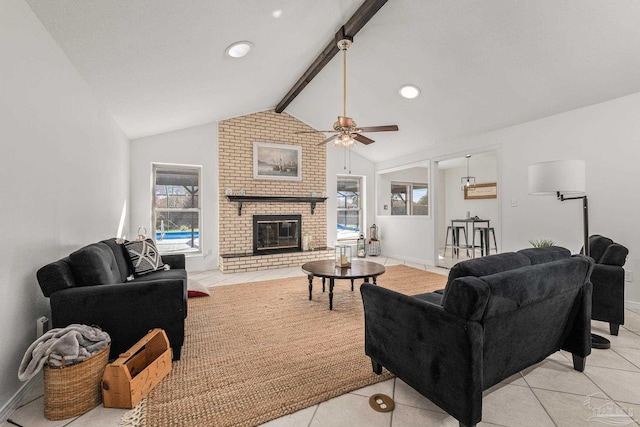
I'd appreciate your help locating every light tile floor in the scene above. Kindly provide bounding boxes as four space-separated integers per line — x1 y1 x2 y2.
5 257 640 427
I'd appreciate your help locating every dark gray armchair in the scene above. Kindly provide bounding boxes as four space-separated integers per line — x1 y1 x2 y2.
588 235 629 335
360 247 593 427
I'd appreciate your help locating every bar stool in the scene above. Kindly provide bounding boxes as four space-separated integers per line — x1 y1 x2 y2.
445 226 468 258
473 227 497 257
444 226 455 257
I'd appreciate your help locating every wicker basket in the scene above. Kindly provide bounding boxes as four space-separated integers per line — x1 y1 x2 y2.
43 344 110 420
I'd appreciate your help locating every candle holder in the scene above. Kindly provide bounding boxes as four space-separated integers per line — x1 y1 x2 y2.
335 245 352 268
357 233 366 258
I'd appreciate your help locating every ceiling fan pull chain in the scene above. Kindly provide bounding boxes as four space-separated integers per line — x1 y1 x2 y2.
343 145 347 170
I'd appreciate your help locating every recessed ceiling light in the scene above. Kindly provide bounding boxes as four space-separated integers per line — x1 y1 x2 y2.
399 84 421 99
225 41 253 58
272 9 283 18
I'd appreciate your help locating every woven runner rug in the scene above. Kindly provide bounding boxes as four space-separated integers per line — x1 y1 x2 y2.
136 264 447 426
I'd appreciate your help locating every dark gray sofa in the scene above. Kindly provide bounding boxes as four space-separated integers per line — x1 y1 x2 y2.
37 238 187 360
360 247 594 427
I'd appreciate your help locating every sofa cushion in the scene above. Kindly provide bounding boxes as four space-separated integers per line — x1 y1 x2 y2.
100 238 131 282
446 252 531 287
123 239 165 277
588 235 614 263
479 256 592 320
599 243 628 267
69 243 121 286
517 246 571 265
130 268 187 283
441 276 490 321
36 258 76 297
413 292 444 306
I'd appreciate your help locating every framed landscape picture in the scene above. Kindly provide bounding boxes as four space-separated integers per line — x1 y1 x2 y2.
253 142 302 181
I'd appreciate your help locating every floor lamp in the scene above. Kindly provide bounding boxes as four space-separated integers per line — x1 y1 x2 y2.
528 160 608 348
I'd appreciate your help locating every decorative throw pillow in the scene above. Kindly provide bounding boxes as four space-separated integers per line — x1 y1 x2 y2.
187 279 210 298
123 238 165 277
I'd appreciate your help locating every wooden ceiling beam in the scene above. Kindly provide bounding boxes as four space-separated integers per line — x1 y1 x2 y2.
274 0 389 114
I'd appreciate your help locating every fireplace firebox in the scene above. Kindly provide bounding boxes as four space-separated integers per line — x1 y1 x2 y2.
253 215 301 255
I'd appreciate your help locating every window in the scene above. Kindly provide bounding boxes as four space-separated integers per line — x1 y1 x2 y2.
337 176 362 240
153 164 201 254
391 182 428 216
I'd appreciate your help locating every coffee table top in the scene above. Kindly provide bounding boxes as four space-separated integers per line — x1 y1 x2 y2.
301 259 385 280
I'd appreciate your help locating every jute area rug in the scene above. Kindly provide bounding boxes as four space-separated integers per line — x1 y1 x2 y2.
137 265 447 426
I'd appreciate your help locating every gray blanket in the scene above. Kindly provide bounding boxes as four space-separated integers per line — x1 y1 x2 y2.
18 324 110 381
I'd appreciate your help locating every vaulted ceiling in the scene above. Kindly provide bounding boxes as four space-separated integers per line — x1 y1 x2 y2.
26 0 640 163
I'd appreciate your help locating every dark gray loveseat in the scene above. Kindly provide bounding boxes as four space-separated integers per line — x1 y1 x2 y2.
37 238 187 360
360 247 594 427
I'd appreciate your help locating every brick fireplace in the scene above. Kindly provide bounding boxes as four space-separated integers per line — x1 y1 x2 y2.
218 110 333 272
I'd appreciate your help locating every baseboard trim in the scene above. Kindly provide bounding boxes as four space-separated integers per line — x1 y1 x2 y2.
625 300 640 313
0 376 38 424
379 253 433 267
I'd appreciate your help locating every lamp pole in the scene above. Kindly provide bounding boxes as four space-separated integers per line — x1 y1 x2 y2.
557 193 589 257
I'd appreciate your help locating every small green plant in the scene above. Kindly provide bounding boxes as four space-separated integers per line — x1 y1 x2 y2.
529 238 555 248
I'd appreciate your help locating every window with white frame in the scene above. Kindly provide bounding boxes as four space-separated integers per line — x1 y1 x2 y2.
391 182 428 215
337 176 363 240
153 164 202 254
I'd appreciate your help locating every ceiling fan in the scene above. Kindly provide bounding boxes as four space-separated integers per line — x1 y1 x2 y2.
296 38 399 147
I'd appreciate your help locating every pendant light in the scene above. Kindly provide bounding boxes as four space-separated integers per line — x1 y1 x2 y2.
461 155 476 190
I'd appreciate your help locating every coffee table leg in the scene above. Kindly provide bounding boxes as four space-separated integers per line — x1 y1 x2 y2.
329 278 335 310
322 277 326 293
373 276 377 285
351 278 354 291
307 275 313 300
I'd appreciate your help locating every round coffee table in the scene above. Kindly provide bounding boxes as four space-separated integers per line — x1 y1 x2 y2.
301 259 386 310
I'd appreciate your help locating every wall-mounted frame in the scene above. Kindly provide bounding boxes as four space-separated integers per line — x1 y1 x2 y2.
464 182 497 200
253 142 302 181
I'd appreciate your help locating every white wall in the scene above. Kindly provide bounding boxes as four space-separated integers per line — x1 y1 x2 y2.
441 154 499 251
377 92 640 305
0 0 130 416
374 163 432 264
326 148 375 248
130 123 219 272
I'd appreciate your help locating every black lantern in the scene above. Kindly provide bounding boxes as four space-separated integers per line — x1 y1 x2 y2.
370 224 379 241
357 233 366 258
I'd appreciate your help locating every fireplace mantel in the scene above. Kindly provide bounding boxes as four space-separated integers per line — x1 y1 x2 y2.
226 195 328 216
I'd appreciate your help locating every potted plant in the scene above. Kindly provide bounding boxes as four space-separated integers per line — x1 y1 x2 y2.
529 238 555 248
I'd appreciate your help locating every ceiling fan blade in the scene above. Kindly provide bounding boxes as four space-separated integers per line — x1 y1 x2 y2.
294 130 335 134
353 134 375 145
338 116 353 128
357 125 399 133
318 134 339 146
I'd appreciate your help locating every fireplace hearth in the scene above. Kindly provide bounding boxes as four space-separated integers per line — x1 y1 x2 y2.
253 215 301 255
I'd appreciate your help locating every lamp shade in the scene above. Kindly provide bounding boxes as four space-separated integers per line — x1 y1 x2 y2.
528 160 585 196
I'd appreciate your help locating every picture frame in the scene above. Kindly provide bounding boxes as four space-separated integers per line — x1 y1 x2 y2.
253 142 302 181
464 182 497 200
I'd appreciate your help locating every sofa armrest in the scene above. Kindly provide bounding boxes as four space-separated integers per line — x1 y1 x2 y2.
591 264 625 325
162 254 186 270
50 279 185 358
360 283 483 427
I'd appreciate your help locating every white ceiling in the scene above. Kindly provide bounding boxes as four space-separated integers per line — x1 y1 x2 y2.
26 0 640 163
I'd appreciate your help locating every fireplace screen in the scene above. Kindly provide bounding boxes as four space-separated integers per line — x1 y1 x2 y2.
253 215 301 255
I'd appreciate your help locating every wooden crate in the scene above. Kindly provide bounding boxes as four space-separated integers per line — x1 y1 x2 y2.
101 328 172 409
